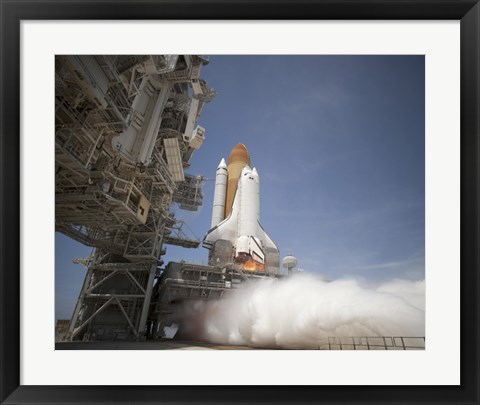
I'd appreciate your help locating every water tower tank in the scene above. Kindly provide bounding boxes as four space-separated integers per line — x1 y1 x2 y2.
282 255 298 275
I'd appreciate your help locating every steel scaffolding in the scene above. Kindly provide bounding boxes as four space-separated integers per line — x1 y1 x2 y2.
55 55 215 341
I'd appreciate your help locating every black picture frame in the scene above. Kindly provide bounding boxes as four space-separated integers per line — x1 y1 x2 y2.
1 1 479 404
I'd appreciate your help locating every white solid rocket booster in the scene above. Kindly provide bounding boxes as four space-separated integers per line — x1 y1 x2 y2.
252 167 259 220
211 158 227 228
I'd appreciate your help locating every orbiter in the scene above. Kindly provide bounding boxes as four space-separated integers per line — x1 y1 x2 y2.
203 144 280 274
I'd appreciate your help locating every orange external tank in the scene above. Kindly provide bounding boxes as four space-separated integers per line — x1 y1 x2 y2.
224 144 250 218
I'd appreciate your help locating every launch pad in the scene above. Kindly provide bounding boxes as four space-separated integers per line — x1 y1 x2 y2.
149 261 280 339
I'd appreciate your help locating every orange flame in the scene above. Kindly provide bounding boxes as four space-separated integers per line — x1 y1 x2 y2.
242 260 265 272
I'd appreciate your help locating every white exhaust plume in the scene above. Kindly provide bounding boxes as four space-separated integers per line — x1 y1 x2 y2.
177 274 425 349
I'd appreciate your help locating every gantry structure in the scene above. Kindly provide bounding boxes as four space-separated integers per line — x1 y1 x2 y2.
55 55 215 341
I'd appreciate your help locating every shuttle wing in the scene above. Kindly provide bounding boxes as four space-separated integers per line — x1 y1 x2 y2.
258 221 279 252
203 195 239 248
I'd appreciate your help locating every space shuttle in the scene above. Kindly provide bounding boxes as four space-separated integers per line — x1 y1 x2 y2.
203 144 280 274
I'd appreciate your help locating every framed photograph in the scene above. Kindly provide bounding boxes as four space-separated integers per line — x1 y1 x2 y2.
1 1 479 404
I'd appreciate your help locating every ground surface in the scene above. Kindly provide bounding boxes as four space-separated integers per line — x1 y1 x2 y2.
56 337 425 350
55 339 255 350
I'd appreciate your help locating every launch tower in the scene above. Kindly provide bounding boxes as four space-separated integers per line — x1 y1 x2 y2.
55 55 215 341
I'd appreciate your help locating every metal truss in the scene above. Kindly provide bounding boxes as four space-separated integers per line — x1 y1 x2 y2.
173 174 204 211
56 55 215 341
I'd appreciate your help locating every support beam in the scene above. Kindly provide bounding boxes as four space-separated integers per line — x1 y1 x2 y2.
65 267 94 341
113 296 138 337
136 266 156 339
71 296 115 339
124 271 146 294
86 270 119 294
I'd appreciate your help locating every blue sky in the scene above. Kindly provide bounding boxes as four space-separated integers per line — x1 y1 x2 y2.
56 55 425 319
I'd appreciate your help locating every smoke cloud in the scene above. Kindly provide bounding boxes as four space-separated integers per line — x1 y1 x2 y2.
176 274 425 349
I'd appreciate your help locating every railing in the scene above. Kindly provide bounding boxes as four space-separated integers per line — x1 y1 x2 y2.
316 336 425 350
